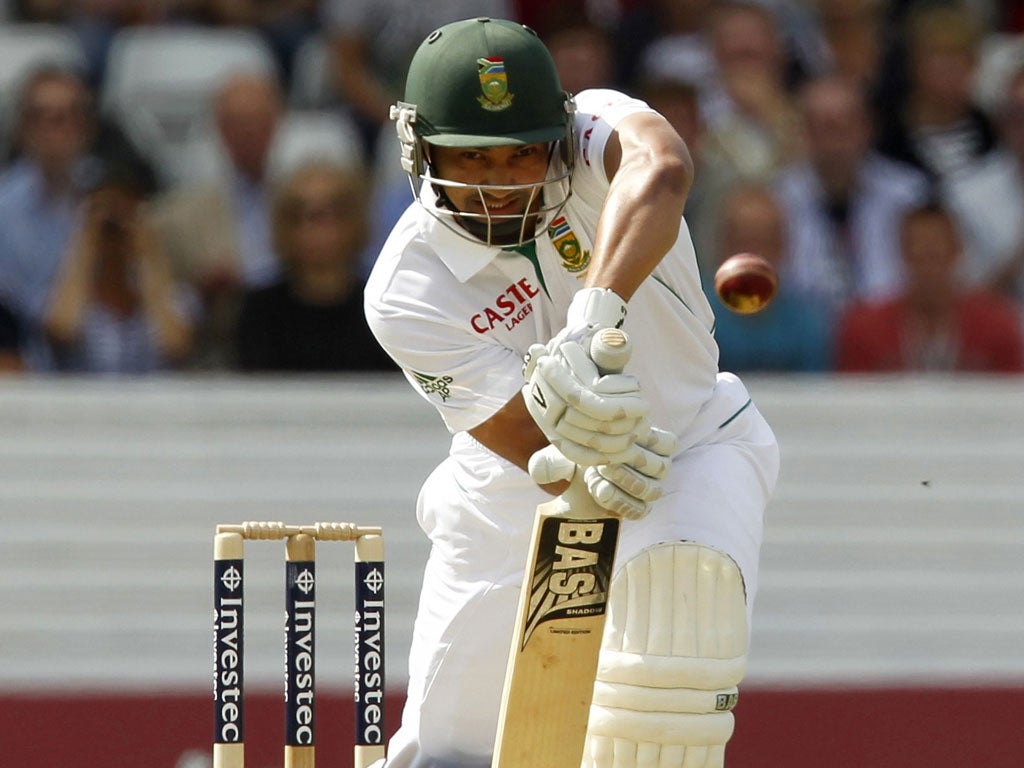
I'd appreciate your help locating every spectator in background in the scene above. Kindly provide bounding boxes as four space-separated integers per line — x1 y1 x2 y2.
837 202 1024 373
44 162 196 373
173 0 320 85
14 1 170 86
512 0 589 40
638 2 801 277
235 161 394 372
699 1 803 202
1000 2 1024 32
207 72 284 289
637 0 717 97
875 1 997 185
0 66 97 370
709 181 833 372
30 0 313 91
8 0 67 21
544 22 615 94
944 59 1024 305
637 75 720 279
150 72 284 369
629 0 820 95
0 297 24 372
775 74 930 317
809 0 889 92
322 0 512 153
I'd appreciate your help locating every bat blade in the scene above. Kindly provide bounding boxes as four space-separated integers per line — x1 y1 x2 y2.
493 327 631 767
491 485 618 768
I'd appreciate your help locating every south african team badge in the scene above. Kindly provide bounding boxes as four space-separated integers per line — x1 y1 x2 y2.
548 216 591 274
477 57 514 111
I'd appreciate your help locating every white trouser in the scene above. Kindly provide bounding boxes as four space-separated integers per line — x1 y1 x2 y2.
383 381 779 767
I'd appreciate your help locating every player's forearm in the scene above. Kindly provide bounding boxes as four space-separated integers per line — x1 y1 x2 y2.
586 135 691 300
468 395 568 496
469 395 548 473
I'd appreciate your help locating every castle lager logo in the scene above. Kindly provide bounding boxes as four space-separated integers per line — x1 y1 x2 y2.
548 216 590 273
477 57 513 111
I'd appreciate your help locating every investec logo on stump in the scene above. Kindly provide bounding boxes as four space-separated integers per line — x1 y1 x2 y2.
287 563 316 746
355 561 386 747
214 560 244 744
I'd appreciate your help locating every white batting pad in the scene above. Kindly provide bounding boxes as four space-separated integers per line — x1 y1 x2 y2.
581 543 748 768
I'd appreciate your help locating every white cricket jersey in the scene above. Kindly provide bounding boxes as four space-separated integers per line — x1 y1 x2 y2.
365 89 747 568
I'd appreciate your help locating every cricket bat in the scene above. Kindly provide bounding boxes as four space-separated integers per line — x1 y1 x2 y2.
492 327 632 768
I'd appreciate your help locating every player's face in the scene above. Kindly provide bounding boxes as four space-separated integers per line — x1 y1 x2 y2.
429 143 551 218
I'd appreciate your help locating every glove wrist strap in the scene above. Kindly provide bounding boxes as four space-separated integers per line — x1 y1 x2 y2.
566 287 627 330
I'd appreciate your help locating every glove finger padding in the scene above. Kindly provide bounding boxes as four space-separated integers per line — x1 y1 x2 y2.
617 426 678 480
523 340 652 467
583 426 679 521
639 425 678 458
527 351 648 430
529 447 656 522
552 421 639 456
593 464 664 502
561 406 645 436
542 344 649 421
583 466 650 521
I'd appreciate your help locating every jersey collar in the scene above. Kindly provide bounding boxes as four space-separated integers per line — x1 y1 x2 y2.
417 184 503 283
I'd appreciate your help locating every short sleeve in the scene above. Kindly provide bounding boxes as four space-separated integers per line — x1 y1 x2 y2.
571 89 658 192
365 267 524 434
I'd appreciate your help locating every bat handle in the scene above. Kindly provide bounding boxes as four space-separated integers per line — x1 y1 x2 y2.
556 327 632 516
589 327 630 375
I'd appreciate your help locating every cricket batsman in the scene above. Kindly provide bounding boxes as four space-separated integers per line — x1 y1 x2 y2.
364 17 779 767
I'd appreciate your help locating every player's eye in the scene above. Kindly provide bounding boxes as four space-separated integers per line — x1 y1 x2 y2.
461 151 484 161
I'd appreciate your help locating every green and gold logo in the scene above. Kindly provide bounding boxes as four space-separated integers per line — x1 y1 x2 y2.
477 57 514 111
548 216 590 274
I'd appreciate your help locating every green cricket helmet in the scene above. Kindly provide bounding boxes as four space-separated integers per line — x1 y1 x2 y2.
390 17 576 246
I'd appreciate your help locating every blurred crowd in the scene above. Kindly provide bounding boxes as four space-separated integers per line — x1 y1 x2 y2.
0 0 1023 376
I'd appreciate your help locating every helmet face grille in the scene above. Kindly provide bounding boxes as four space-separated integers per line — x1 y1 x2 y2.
421 163 573 247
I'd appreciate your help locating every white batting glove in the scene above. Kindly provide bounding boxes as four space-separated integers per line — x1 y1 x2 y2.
528 426 678 521
583 426 678 520
522 287 629 381
523 340 650 467
551 287 628 351
528 444 579 486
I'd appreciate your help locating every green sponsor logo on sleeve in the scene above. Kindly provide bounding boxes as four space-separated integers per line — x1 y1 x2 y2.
412 371 455 402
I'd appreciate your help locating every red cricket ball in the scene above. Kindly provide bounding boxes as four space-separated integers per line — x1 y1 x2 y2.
713 252 779 314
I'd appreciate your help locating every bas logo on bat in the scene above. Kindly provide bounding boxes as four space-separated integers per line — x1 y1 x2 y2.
521 517 618 648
